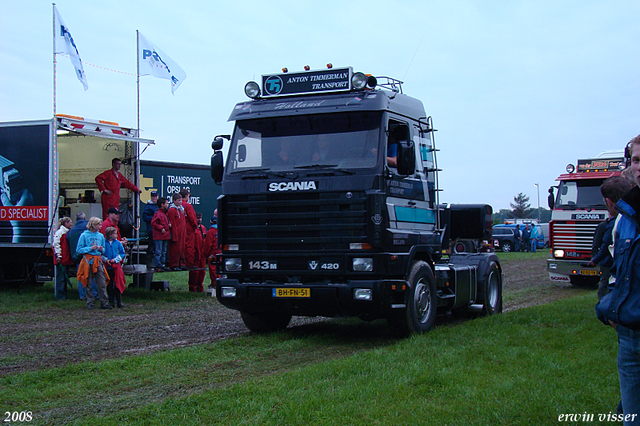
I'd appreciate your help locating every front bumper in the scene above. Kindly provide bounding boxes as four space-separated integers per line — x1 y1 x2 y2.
215 278 407 318
547 258 601 281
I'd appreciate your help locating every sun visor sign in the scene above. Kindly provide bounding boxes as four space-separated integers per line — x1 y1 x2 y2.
261 67 352 97
577 158 625 172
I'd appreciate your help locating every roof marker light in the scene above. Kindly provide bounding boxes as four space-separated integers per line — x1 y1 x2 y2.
304 65 310 71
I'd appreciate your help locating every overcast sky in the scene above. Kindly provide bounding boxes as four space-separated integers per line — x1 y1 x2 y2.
1 0 639 211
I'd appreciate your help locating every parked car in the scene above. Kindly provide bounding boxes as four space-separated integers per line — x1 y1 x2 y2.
492 224 545 252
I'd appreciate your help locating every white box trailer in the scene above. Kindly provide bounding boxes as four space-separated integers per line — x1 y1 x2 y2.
0 115 153 285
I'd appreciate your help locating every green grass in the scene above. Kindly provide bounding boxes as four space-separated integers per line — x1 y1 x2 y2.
0 271 195 314
495 249 550 262
0 292 620 426
492 250 593 308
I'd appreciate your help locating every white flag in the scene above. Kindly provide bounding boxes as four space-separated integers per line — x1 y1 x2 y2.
53 5 88 91
138 32 186 94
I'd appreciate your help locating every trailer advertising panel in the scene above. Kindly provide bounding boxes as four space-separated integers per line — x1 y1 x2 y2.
0 121 51 245
139 160 221 234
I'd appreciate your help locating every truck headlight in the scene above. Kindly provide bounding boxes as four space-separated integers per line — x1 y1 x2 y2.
353 258 373 272
351 72 367 90
244 81 261 99
353 288 372 301
221 287 237 297
553 250 564 258
225 258 242 272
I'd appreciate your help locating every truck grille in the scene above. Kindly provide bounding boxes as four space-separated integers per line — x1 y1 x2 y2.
224 191 368 252
551 221 599 251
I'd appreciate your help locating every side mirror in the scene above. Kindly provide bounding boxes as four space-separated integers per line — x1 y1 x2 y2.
397 140 415 176
211 151 223 185
548 187 555 209
212 136 227 151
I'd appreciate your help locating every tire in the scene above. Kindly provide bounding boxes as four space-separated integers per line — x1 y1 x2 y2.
480 260 503 315
454 240 475 254
240 311 292 333
501 241 513 253
387 261 437 336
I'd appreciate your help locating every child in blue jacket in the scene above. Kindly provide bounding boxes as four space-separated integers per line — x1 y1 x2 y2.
103 226 126 308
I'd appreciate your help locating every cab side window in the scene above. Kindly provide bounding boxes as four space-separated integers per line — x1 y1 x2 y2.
387 119 410 171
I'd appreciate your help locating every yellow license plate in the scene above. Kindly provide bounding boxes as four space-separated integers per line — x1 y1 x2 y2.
580 270 599 276
273 288 310 298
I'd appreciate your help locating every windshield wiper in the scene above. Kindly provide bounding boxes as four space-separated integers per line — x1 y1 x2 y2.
230 167 271 175
294 164 355 175
294 164 339 169
229 167 274 179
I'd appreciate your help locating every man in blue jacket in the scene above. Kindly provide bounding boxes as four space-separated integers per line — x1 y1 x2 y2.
596 134 640 425
530 224 539 253
142 191 159 236
589 177 636 299
66 212 95 300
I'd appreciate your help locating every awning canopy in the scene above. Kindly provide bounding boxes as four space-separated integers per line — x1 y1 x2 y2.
56 114 155 145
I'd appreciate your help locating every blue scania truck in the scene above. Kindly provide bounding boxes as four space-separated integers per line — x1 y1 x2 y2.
210 66 502 334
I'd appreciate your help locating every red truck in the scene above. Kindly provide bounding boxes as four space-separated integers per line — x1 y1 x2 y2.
546 152 625 286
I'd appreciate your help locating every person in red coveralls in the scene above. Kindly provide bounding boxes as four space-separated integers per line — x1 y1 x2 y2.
188 212 208 292
203 209 221 292
179 188 198 270
95 158 141 219
151 197 171 272
99 207 126 243
167 192 186 271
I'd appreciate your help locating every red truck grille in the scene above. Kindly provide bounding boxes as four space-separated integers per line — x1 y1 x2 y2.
551 221 599 254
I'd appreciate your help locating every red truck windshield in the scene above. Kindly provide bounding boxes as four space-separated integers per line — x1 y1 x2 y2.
555 180 606 210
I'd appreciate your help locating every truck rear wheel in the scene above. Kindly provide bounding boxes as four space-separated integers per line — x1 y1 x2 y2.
387 261 437 336
480 260 502 315
240 311 292 333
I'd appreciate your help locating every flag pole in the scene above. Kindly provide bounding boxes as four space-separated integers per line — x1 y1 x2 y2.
52 3 60 290
135 29 141 264
136 30 140 134
52 3 57 118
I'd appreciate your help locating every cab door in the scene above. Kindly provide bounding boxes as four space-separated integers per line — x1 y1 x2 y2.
386 119 436 233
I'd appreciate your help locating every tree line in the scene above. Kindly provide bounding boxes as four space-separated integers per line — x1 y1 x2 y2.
493 192 551 225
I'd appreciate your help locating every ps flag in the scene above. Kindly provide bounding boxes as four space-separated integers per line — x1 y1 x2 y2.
138 32 186 94
53 5 88 91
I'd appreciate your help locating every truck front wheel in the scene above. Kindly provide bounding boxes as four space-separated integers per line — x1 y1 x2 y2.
388 261 437 335
481 260 503 315
240 311 292 333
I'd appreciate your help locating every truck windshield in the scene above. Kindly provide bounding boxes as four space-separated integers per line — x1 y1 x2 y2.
226 112 381 173
555 180 606 209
